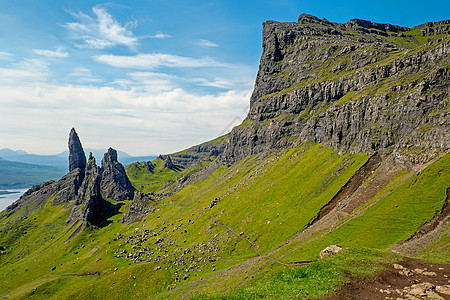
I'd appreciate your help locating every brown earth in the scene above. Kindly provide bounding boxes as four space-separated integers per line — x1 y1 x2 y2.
327 258 450 300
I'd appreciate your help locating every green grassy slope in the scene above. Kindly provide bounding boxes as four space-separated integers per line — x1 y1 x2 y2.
0 143 447 299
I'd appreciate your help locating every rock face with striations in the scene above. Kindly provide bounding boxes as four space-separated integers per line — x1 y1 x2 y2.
100 148 135 201
221 14 450 166
68 153 109 224
68 128 86 172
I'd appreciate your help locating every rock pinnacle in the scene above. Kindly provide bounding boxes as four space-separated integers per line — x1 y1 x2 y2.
68 128 86 172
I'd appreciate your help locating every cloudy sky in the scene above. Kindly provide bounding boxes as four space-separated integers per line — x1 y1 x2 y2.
1 0 449 156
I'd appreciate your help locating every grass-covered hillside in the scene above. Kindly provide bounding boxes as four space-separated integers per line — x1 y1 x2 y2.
0 140 448 299
0 15 449 299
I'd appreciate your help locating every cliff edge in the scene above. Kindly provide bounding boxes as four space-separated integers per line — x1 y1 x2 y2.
221 14 450 166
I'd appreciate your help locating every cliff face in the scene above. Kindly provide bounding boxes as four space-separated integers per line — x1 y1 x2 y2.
222 14 450 165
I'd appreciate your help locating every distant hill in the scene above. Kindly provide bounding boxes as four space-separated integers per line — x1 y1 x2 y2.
0 148 67 168
0 158 66 189
0 148 157 168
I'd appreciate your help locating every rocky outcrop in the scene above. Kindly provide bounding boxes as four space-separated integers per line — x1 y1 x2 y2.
68 128 86 172
221 15 450 165
122 191 157 223
8 129 136 226
100 148 135 201
6 165 85 216
68 153 109 224
69 147 134 224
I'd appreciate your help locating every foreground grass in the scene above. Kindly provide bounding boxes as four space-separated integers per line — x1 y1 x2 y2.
197 248 400 299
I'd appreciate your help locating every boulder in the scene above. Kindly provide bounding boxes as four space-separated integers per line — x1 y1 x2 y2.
319 245 343 258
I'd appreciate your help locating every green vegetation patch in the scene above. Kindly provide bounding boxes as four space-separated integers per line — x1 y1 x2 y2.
284 153 450 261
197 248 400 299
126 158 183 193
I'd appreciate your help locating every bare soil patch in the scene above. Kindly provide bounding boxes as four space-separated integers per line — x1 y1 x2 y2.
327 258 450 299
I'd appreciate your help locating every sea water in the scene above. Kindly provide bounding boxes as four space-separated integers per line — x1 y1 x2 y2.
0 188 29 212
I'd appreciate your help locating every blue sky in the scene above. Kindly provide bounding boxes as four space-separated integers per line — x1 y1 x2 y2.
0 0 449 156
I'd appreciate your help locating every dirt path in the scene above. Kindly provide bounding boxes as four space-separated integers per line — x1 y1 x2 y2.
326 258 450 300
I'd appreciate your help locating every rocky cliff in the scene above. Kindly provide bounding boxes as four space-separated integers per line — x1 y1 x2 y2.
221 14 450 165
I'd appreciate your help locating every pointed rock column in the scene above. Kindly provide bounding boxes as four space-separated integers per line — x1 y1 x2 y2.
53 128 86 205
68 128 86 172
100 148 134 201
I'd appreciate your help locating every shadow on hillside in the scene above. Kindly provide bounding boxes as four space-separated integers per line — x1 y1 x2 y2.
90 201 126 228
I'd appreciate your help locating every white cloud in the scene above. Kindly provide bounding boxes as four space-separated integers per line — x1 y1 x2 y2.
0 82 250 155
0 52 14 60
193 39 219 48
33 48 69 58
0 58 49 84
94 53 226 69
188 77 234 89
65 6 138 49
69 67 102 83
150 32 171 39
112 71 174 92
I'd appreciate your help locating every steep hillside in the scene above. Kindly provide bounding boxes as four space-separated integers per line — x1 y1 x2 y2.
0 15 448 300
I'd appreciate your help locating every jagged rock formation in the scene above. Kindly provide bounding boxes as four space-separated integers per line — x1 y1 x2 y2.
221 14 450 165
7 129 136 225
100 148 135 201
68 153 112 225
68 128 86 172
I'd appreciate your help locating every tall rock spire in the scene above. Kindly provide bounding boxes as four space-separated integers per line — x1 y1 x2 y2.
100 147 134 201
68 128 86 172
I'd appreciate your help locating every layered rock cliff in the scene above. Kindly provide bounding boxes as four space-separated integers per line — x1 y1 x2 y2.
221 14 450 165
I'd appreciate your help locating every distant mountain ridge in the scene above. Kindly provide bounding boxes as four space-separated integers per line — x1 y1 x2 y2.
0 159 66 189
0 148 157 168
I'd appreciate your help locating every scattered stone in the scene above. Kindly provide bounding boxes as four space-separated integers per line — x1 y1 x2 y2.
436 285 450 295
399 268 415 276
209 197 220 209
401 282 446 300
